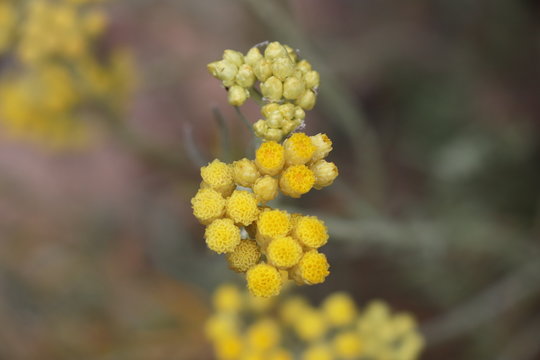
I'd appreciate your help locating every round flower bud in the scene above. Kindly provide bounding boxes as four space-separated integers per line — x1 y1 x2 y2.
208 60 238 83
191 188 226 225
235 64 255 88
272 57 295 81
284 44 298 61
332 331 361 359
213 284 243 313
226 190 259 226
245 47 263 66
227 239 261 272
279 103 295 120
267 236 303 269
261 103 280 118
246 263 282 297
294 106 306 120
201 159 235 196
261 76 283 102
301 344 333 360
293 309 328 342
283 76 305 100
256 209 291 241
293 215 329 249
279 296 310 325
281 119 302 135
296 89 316 110
247 318 281 351
296 59 312 73
255 141 285 176
266 128 284 142
223 49 244 67
205 218 241 254
253 119 268 138
322 292 357 327
267 110 284 129
292 250 330 285
279 165 315 198
304 70 320 89
310 160 338 189
310 133 333 162
228 85 249 106
253 58 273 82
253 175 278 203
232 158 260 187
284 132 316 165
264 41 287 60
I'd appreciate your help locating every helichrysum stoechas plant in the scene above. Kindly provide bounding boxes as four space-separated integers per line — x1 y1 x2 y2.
0 0 133 148
193 42 337 298
205 283 425 360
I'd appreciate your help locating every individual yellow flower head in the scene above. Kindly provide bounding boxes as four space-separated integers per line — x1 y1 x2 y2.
284 132 316 165
293 308 328 342
296 90 316 110
228 85 250 106
214 333 244 360
246 263 282 297
279 165 315 198
310 134 333 162
332 331 362 359
191 188 226 225
226 190 260 226
246 318 281 352
293 215 329 249
266 236 303 269
201 159 235 196
213 284 243 313
227 239 261 273
253 175 279 203
255 141 285 176
310 160 338 190
205 313 239 341
279 296 310 325
291 250 330 285
261 76 283 102
205 218 241 254
233 158 260 187
301 344 333 360
321 292 357 327
256 209 292 244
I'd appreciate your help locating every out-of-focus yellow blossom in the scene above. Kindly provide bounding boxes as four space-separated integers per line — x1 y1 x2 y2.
191 188 226 225
247 318 281 352
321 292 357 327
213 284 243 313
214 334 244 360
332 331 362 359
205 218 241 254
206 284 424 360
227 239 261 273
301 344 333 360
246 263 282 298
0 2 16 54
291 250 330 285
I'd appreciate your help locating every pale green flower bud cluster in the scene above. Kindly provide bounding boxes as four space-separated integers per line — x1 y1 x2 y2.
207 41 320 142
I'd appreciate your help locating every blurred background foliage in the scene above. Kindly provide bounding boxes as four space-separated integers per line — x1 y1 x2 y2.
0 0 539 359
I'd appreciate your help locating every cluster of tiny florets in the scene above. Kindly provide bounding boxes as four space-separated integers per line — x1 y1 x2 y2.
206 284 425 360
208 41 320 141
196 42 338 298
192 132 336 297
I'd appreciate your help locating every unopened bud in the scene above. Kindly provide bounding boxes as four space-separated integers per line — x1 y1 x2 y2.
253 119 268 137
236 64 255 87
223 49 244 67
310 160 338 189
228 85 249 106
283 76 305 100
253 175 279 203
304 70 320 89
261 103 280 118
272 57 295 81
233 158 260 187
296 59 312 73
245 47 263 66
267 111 284 129
261 76 283 102
253 59 273 82
279 103 295 120
266 128 284 142
310 133 333 162
265 41 287 60
296 90 316 110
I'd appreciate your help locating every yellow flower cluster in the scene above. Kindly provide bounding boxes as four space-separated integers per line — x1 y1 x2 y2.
192 132 337 297
208 41 320 141
206 284 425 360
0 0 133 148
